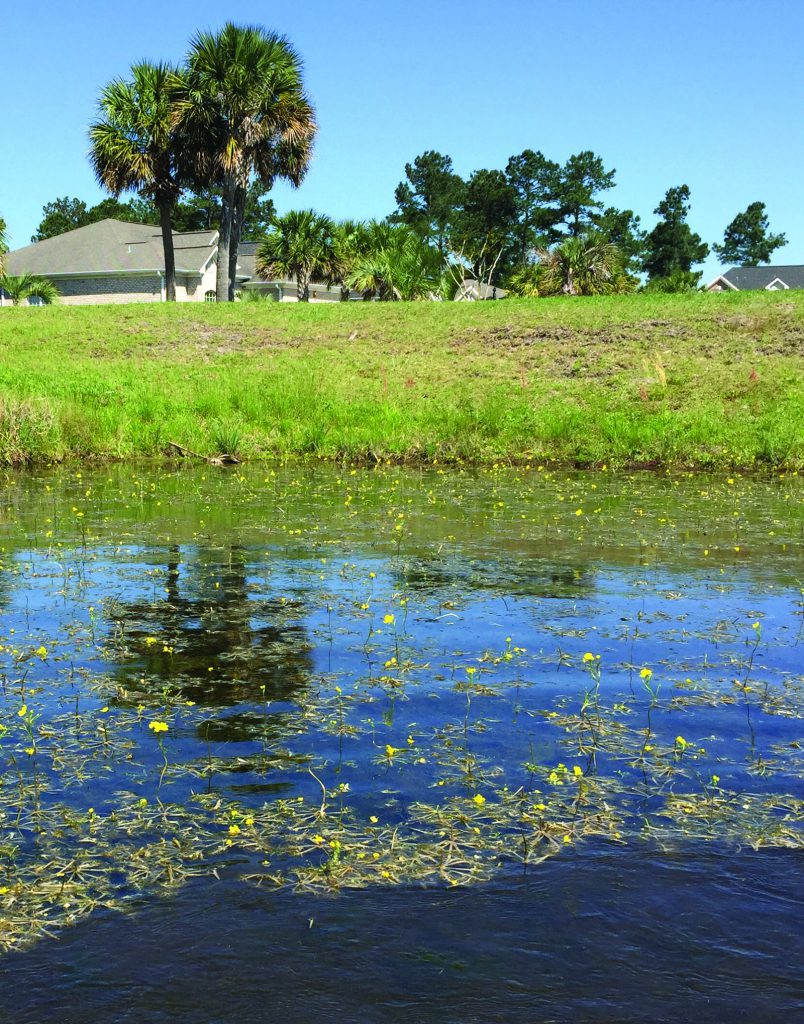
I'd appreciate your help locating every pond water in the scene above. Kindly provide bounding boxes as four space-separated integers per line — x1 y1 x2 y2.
0 464 800 1023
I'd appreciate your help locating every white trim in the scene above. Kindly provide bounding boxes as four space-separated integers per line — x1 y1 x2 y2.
25 268 202 280
200 247 219 273
704 274 739 291
764 277 789 290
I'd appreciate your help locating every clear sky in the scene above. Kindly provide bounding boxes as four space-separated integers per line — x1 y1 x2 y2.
2 0 801 280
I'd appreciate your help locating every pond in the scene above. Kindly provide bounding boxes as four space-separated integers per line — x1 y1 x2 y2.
0 463 800 1023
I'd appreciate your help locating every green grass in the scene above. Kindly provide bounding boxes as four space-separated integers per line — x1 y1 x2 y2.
0 290 801 467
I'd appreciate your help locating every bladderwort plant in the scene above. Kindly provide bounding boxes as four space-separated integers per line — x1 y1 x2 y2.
382 612 399 664
148 719 170 790
580 652 602 753
638 667 660 763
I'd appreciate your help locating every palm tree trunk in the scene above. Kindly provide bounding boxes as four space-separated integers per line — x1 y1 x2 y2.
297 272 310 302
227 183 247 301
216 177 236 302
158 200 176 302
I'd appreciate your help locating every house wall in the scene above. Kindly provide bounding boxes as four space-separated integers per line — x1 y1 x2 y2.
53 275 162 305
176 262 218 301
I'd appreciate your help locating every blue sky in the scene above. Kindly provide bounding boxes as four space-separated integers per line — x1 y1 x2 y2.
2 0 801 280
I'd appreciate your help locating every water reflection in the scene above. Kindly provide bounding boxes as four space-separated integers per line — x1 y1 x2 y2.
398 556 596 600
109 543 315 707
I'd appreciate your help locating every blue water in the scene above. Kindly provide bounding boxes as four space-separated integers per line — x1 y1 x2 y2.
0 464 800 1023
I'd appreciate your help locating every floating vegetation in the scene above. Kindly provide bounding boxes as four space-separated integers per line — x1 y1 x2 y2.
0 463 801 952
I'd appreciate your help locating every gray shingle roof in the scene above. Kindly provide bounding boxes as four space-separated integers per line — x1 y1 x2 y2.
5 219 218 277
235 242 259 281
720 265 804 290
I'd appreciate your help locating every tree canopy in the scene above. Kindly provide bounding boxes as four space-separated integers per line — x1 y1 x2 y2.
713 201 786 266
179 23 316 300
393 151 464 253
642 185 709 282
553 151 616 237
89 61 185 300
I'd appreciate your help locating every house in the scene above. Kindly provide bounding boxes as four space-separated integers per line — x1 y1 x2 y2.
0 220 345 305
454 279 508 301
1 220 218 305
705 265 804 292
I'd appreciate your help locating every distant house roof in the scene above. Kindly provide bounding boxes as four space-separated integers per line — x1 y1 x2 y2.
234 240 259 282
705 265 804 291
455 279 508 301
4 219 218 277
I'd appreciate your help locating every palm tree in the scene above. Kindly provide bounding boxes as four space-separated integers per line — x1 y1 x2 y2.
346 222 441 301
0 274 59 305
255 210 339 301
332 220 369 300
537 234 629 296
179 24 316 301
89 62 184 301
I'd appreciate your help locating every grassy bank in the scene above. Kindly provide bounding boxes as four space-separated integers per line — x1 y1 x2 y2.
0 290 801 468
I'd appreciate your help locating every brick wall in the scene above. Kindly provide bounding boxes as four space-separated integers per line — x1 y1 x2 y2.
54 275 162 305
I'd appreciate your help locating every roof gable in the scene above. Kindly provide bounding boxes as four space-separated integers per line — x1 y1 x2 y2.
719 264 804 290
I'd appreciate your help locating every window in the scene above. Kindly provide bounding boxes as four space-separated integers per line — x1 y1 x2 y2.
204 291 217 303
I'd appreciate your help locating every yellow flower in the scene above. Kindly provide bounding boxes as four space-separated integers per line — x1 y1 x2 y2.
640 668 653 681
563 835 572 844
312 835 325 845
472 793 486 807
385 744 397 759
582 653 595 663
145 636 158 646
25 747 35 756
35 646 47 659
228 824 241 836
572 766 583 778
244 817 254 827
369 815 379 824
148 721 168 734
17 705 27 717
383 614 395 625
